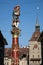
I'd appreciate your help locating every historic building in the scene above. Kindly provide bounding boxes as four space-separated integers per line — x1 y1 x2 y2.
4 6 43 65
4 47 29 65
0 30 7 65
38 31 43 65
29 17 42 65
4 17 43 65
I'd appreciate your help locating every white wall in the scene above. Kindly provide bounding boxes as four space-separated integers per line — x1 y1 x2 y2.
29 41 42 65
19 58 27 65
4 57 11 65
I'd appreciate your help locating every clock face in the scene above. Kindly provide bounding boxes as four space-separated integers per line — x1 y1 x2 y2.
34 44 38 48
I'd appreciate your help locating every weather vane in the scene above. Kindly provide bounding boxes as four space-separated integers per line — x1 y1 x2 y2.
12 5 20 28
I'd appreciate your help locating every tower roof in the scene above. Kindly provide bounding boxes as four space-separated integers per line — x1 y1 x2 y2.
35 16 40 27
38 31 43 42
29 31 40 41
30 17 40 41
35 16 40 32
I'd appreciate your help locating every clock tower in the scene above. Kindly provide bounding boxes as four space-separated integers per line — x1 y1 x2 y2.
29 17 42 65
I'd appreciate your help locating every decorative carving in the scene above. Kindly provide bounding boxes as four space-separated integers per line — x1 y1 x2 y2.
12 5 20 28
34 44 38 48
14 5 20 16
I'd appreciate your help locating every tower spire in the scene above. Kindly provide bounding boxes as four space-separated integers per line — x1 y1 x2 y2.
35 16 40 32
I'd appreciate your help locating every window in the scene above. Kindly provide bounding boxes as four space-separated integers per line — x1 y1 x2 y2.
33 61 34 63
38 55 39 58
7 62 9 65
33 55 34 58
38 47 39 50
38 61 40 63
33 48 34 50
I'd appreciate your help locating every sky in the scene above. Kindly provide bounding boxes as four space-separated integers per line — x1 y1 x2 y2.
0 0 43 48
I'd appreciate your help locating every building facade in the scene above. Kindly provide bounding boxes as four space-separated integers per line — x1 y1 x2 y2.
29 17 42 65
4 17 43 65
4 6 43 65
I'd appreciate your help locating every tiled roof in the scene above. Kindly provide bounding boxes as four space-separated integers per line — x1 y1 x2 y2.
4 48 29 57
4 48 12 57
30 31 40 41
0 30 8 45
19 48 29 55
38 31 43 42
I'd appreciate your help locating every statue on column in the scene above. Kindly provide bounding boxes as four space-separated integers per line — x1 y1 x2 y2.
12 5 20 28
